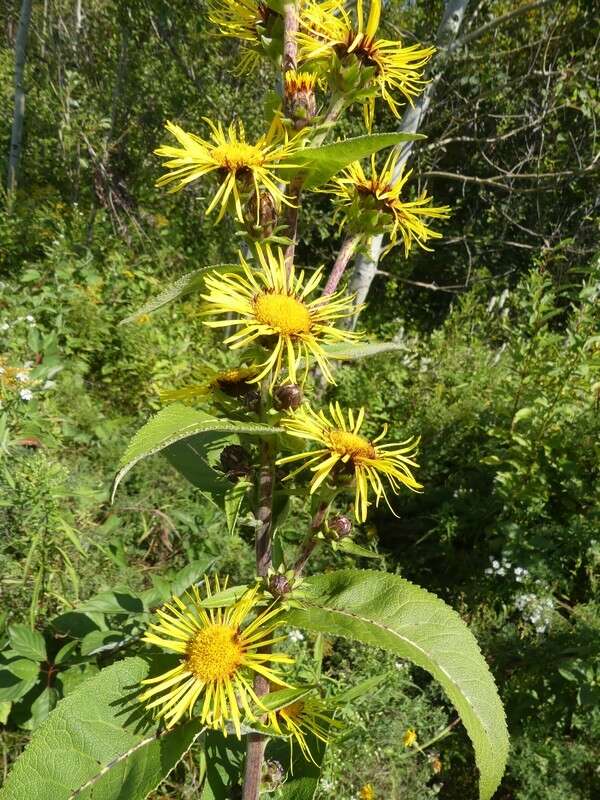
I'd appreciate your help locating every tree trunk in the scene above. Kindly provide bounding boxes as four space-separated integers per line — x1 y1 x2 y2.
347 0 471 328
7 0 33 195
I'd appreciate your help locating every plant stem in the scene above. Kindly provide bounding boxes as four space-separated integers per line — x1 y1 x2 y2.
242 383 275 800
322 233 361 296
293 502 327 577
281 1 300 276
282 0 299 73
283 175 303 276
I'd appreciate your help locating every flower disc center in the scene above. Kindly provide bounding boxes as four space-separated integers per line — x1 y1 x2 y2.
254 292 312 336
212 142 265 171
281 700 305 721
328 429 376 461
185 624 243 682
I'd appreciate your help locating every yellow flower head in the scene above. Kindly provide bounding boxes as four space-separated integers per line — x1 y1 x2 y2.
201 244 360 388
278 402 422 522
330 151 451 257
139 576 293 734
360 785 375 800
298 0 435 128
284 69 319 95
208 0 280 72
403 727 418 747
159 365 261 404
155 118 302 223
269 694 339 764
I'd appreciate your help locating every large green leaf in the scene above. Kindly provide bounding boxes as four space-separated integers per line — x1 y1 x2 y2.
287 132 425 189
119 264 238 325
112 405 279 500
287 570 509 800
164 436 231 495
0 657 203 800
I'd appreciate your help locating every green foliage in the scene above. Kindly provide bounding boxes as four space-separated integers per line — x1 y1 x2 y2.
288 569 509 800
0 657 203 800
291 132 425 188
1 0 598 797
113 403 279 499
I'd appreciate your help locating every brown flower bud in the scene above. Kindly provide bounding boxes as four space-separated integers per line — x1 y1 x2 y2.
262 759 285 791
274 383 303 411
219 444 251 482
244 190 278 239
269 573 292 598
284 71 318 130
328 515 353 540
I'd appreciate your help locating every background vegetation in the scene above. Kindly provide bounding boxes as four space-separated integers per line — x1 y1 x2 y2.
1 1 598 798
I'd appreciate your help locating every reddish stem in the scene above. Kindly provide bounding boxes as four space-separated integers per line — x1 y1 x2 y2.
322 234 361 296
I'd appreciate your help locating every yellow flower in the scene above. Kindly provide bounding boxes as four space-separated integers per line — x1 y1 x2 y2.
139 576 293 734
208 0 280 73
329 151 451 257
155 118 302 223
403 727 417 747
201 244 360 388
159 365 261 404
298 0 435 128
359 785 375 800
278 402 422 522
284 69 319 95
268 694 339 763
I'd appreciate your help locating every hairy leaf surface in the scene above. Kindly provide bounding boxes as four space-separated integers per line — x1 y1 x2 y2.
0 657 203 800
119 264 238 324
288 132 425 188
112 405 279 500
287 570 509 800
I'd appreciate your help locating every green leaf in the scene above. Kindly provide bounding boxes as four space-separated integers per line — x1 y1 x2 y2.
224 481 251 535
0 700 11 724
198 585 248 609
331 671 391 705
112 405 279 501
170 558 217 598
259 685 314 714
80 630 125 657
322 341 404 361
289 133 425 189
119 264 238 324
332 539 384 559
0 659 40 703
200 731 244 799
287 570 509 800
26 687 58 731
164 436 231 495
9 624 47 662
78 591 144 615
0 657 204 800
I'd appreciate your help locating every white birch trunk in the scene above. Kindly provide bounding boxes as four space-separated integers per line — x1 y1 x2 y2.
7 0 33 194
347 0 471 328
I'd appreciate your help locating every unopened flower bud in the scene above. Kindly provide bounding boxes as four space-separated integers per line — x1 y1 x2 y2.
275 383 303 411
219 444 251 482
284 71 318 130
262 759 285 791
328 515 352 540
244 389 261 412
269 573 291 598
244 190 278 239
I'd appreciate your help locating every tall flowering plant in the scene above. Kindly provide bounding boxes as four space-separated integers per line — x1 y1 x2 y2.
1 3 507 800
